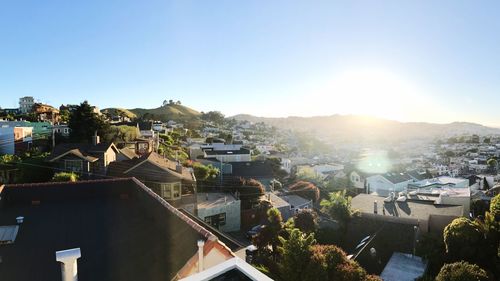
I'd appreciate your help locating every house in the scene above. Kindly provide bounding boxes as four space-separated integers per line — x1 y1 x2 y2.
33 103 60 123
116 146 139 161
366 172 415 196
137 121 155 139
19 96 34 114
0 178 245 281
179 257 272 281
227 161 275 190
47 135 119 177
351 193 463 234
204 148 251 162
197 192 241 232
0 126 33 155
349 170 376 193
279 194 313 215
264 192 292 220
107 152 197 212
52 124 71 137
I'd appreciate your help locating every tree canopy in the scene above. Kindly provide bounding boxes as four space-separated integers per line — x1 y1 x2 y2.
320 190 355 227
289 181 320 202
436 261 489 281
68 101 109 142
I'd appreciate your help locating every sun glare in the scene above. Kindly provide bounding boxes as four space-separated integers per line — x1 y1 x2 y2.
316 68 427 121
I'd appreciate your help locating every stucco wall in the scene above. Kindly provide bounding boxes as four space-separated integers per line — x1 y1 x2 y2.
198 200 241 232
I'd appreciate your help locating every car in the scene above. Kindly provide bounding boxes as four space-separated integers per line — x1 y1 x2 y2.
246 224 265 239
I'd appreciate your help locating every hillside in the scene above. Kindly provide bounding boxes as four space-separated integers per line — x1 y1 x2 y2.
130 104 201 122
231 114 500 140
101 108 137 119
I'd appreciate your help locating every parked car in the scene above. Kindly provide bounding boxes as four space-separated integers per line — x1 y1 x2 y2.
246 224 265 239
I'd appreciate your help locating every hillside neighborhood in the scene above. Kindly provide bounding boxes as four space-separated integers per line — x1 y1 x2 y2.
0 97 499 281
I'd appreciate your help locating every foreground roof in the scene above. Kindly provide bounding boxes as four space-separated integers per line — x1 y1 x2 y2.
0 178 215 281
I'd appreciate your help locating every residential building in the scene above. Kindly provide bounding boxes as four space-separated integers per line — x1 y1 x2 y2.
0 126 33 155
366 172 415 196
351 193 463 233
204 148 251 162
197 192 241 232
107 152 197 212
52 124 70 137
280 194 313 215
33 103 60 123
18 96 34 114
0 178 243 281
47 135 118 176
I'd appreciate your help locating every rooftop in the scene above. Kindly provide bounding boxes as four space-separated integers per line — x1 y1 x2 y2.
0 178 216 281
351 194 464 221
280 194 311 208
197 193 238 209
380 252 427 281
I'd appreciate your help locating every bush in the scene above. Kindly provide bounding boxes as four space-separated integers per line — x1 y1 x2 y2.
52 172 78 182
436 261 489 281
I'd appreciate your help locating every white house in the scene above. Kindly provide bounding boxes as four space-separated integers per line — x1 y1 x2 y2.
196 193 241 232
366 172 415 196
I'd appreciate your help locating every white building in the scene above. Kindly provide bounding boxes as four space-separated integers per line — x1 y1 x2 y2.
196 193 241 232
366 172 415 197
19 96 34 114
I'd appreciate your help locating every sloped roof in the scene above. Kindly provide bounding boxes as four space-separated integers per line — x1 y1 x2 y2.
107 152 194 181
0 178 220 281
47 142 118 162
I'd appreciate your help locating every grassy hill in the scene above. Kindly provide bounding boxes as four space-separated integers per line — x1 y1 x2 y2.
101 108 137 119
129 104 201 122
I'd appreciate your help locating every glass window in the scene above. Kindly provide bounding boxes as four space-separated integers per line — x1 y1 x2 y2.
172 182 181 199
65 160 82 172
161 184 172 199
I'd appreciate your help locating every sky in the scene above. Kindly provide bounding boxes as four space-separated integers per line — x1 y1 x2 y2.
1 1 500 126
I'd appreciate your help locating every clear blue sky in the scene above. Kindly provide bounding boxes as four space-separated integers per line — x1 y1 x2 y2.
1 1 500 125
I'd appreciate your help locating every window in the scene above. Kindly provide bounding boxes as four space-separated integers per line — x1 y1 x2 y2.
160 182 182 200
65 160 83 172
204 213 226 228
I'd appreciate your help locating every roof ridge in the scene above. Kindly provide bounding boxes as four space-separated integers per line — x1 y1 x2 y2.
5 177 133 188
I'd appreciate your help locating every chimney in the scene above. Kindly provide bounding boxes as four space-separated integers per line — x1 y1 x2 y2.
197 240 205 273
55 248 81 281
92 131 100 145
176 162 183 173
374 200 378 214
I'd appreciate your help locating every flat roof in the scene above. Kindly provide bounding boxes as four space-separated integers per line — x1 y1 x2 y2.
380 252 427 281
351 194 463 221
197 193 238 209
0 178 214 281
266 192 290 209
280 194 311 208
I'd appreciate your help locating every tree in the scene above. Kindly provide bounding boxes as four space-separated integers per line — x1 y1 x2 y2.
443 217 484 262
254 208 284 260
228 177 265 209
289 181 320 202
487 158 498 172
490 193 500 216
104 125 138 143
277 228 316 281
68 101 109 142
292 210 318 234
192 162 219 191
52 172 78 182
436 261 489 281
320 190 355 227
265 157 288 180
201 111 225 125
59 109 70 123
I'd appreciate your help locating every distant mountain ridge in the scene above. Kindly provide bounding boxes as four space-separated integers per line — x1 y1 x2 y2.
231 114 500 140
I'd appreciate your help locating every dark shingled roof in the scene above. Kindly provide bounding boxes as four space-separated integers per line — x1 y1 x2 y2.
107 152 194 181
381 172 414 184
0 178 213 281
205 148 250 156
229 161 273 178
47 142 117 162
